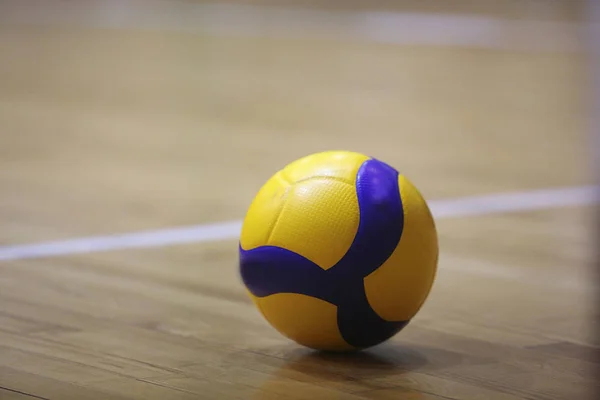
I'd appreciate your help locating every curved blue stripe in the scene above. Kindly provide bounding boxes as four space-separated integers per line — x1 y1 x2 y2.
328 159 405 347
239 158 407 349
239 245 337 304
329 158 404 278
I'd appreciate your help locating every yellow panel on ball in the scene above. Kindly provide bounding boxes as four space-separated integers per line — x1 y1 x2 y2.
269 178 359 270
281 150 369 185
240 172 290 251
363 175 439 322
243 150 368 270
251 292 354 351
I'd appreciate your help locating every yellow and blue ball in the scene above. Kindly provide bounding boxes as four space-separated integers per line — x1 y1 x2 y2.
239 150 438 351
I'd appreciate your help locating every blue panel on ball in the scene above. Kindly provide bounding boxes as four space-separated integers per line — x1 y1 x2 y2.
239 245 338 304
330 157 404 278
239 158 407 349
329 158 406 347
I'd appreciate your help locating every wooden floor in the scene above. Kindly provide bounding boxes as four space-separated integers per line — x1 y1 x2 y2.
0 0 598 399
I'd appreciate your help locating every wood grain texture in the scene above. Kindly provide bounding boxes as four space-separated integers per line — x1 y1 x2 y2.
0 1 597 399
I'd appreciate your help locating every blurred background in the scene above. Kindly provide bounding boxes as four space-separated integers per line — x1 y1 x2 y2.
0 0 598 399
0 0 592 240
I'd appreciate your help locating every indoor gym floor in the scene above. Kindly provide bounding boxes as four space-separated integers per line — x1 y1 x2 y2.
0 0 598 399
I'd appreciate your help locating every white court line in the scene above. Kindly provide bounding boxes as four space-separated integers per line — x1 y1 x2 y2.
437 254 592 292
0 0 583 52
0 185 598 262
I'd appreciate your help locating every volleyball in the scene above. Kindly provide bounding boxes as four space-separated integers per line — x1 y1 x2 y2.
239 150 439 351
